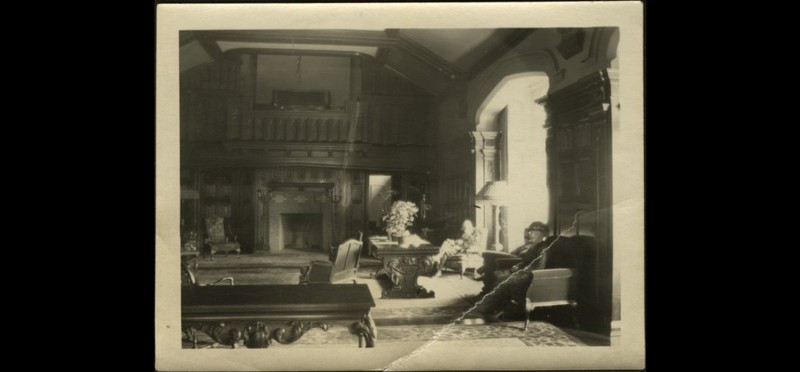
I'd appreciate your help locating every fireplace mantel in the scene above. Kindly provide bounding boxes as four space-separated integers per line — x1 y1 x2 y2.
266 188 333 252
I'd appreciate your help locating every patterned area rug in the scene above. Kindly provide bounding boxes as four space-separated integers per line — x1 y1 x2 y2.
371 306 476 325
183 321 585 348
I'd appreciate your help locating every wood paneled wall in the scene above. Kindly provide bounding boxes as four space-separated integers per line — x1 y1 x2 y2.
180 51 441 253
180 53 433 148
181 55 242 91
427 94 476 240
196 169 255 253
187 166 427 254
361 57 427 96
180 56 243 143
545 70 612 334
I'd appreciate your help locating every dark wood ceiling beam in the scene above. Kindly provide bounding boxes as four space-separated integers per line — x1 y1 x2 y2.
195 31 223 59
223 48 364 58
191 29 537 95
466 29 537 79
204 30 463 81
205 30 397 47
380 47 451 95
180 31 196 47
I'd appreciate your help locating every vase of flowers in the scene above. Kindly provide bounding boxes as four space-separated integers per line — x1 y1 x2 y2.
381 200 419 242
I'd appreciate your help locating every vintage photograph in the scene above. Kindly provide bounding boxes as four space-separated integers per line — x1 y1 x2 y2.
157 3 644 370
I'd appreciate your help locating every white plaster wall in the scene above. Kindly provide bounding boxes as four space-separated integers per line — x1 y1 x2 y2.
505 92 548 250
474 74 550 250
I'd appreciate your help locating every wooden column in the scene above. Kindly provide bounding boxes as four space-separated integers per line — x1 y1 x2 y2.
470 131 500 241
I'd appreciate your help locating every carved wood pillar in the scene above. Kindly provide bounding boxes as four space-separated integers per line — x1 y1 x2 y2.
470 131 500 235
471 131 500 187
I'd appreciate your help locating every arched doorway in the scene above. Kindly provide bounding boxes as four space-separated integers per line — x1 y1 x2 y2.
473 72 550 251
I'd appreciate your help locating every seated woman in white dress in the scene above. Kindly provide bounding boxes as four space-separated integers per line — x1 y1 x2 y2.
433 219 482 277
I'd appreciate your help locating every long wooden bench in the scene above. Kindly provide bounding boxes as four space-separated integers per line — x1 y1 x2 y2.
182 284 377 348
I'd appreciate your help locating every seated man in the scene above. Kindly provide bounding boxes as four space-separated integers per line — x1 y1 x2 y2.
433 219 482 277
477 221 552 296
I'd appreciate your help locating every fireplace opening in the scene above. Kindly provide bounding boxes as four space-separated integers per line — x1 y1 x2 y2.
280 213 323 250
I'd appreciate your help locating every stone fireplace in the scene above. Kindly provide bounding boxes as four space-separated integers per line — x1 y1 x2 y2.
267 185 332 252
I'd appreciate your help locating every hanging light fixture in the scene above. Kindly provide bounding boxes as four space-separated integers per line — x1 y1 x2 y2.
296 56 303 86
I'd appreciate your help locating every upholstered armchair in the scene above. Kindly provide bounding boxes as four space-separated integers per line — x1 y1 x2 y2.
442 228 488 279
523 268 578 330
204 216 241 258
305 232 364 284
515 235 592 330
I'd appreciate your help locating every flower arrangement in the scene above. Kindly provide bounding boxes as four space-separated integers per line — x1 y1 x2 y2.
381 200 419 240
182 229 198 252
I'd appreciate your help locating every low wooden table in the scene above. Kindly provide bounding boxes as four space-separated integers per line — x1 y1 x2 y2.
368 236 440 299
182 284 377 348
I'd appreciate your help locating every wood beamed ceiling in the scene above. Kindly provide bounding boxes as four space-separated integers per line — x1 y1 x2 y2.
181 29 536 96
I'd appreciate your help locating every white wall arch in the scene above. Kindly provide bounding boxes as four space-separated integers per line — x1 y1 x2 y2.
469 51 558 125
467 27 620 250
473 72 550 250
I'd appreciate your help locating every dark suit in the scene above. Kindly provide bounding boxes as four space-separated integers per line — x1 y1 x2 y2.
480 236 554 293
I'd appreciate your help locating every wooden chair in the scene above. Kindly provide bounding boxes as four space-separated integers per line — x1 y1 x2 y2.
306 232 364 284
442 228 488 279
205 216 241 258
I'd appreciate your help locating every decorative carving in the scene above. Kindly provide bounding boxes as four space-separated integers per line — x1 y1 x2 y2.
272 321 329 344
470 131 499 150
559 126 573 152
192 322 243 348
229 328 243 348
198 322 226 345
380 255 436 298
385 257 402 286
185 320 339 348
243 322 270 348
576 123 591 149
417 255 436 274
350 314 377 348
183 325 198 349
